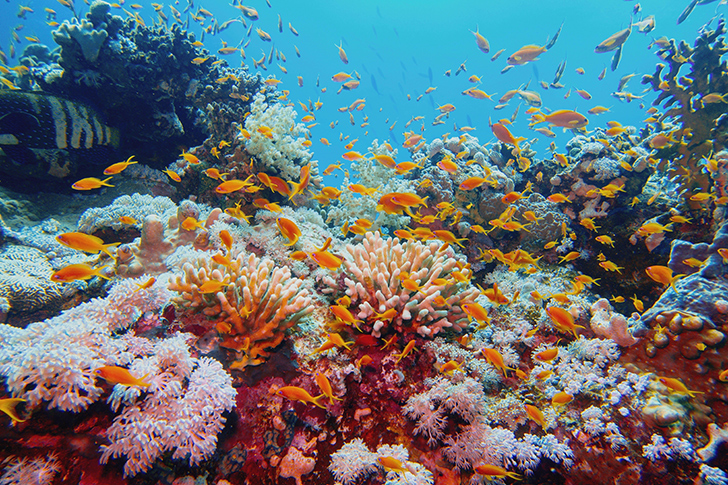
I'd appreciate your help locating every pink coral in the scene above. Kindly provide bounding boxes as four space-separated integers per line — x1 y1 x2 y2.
589 299 639 347
343 232 480 337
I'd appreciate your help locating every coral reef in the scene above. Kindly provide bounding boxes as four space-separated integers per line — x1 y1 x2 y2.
642 17 728 207
170 248 313 367
100 352 236 477
76 193 178 233
240 93 316 181
0 246 71 323
0 277 171 411
342 231 480 337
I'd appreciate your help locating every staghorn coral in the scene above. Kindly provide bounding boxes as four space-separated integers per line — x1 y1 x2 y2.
342 231 480 337
169 249 313 368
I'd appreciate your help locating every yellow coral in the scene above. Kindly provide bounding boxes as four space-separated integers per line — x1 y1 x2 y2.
170 250 313 367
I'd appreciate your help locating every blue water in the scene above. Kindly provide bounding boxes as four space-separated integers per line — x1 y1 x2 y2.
1 0 724 185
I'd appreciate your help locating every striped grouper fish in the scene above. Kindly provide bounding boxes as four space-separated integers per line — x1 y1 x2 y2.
0 91 119 163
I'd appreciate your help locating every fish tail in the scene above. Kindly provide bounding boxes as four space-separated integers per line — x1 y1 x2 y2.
94 265 113 280
102 242 120 260
288 182 301 200
0 398 28 423
101 176 115 187
311 393 327 409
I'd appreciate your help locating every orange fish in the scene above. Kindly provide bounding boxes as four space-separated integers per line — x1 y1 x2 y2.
378 456 409 474
216 178 251 194
656 376 703 397
163 169 182 182
481 347 514 376
104 156 138 175
289 163 312 199
204 168 229 180
492 122 526 150
276 217 301 246
645 265 683 290
133 277 156 292
459 177 486 190
461 302 490 326
118 216 138 225
439 360 464 374
390 192 428 208
219 229 233 251
276 386 326 408
311 250 342 270
331 72 352 82
198 276 230 294
395 340 417 364
532 109 588 129
546 306 584 338
330 305 361 327
471 26 490 53
356 355 373 369
96 365 150 387
181 217 206 232
534 346 558 362
56 232 119 259
342 150 366 161
72 176 114 190
315 371 341 404
474 464 521 480
551 391 573 406
525 404 546 427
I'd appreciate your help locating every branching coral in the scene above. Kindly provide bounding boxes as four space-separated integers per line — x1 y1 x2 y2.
342 231 480 337
240 93 315 180
169 249 313 367
641 18 728 207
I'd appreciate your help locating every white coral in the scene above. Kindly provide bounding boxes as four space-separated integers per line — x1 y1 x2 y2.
0 454 59 485
0 277 171 412
241 93 313 180
328 438 379 485
100 356 236 477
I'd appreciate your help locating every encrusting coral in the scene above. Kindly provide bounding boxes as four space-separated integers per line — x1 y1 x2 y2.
169 248 313 368
342 231 480 337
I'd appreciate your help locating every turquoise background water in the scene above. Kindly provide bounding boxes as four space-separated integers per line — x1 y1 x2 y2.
1 0 724 183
